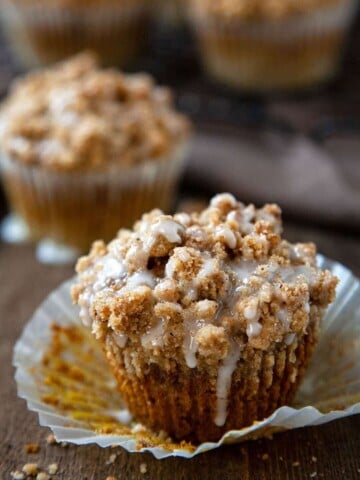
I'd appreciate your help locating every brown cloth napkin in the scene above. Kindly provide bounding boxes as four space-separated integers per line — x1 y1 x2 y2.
185 127 360 231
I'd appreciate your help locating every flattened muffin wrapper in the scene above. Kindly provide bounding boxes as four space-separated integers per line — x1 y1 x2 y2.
13 256 360 459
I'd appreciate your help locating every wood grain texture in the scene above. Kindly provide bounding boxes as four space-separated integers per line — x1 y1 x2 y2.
1 221 359 479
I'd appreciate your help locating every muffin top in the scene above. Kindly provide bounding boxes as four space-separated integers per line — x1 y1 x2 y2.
190 0 344 20
72 193 337 378
0 53 189 171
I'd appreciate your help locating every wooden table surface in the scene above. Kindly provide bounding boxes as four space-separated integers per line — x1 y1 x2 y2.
1 219 359 480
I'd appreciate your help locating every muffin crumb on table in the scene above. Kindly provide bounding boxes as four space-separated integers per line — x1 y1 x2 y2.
24 444 40 454
46 434 57 446
22 463 39 476
10 472 25 480
47 464 58 475
72 193 338 442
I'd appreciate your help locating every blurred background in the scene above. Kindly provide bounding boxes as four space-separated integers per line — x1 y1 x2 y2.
0 0 359 271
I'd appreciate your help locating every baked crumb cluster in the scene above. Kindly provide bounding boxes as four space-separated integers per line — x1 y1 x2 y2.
72 193 337 376
191 0 343 20
0 53 189 171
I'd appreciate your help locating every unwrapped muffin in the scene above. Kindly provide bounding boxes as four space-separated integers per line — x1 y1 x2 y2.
0 0 149 67
188 0 358 91
72 193 338 442
0 53 190 253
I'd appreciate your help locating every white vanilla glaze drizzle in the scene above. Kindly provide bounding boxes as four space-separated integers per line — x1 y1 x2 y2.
246 322 262 338
124 271 156 291
141 320 165 349
78 254 126 326
184 334 199 369
215 225 237 249
197 257 218 280
151 219 184 243
232 260 259 283
214 343 241 427
114 333 128 348
144 218 184 253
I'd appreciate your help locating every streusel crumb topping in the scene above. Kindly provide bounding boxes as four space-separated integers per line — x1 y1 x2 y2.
0 53 189 171
191 0 344 20
72 194 337 426
72 192 337 362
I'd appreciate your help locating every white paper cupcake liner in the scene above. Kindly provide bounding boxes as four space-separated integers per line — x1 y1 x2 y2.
13 255 360 459
189 0 359 90
0 143 187 261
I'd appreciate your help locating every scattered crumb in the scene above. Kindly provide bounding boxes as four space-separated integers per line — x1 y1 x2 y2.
22 463 39 476
24 444 40 454
357 467 360 473
292 461 300 467
10 471 25 480
46 434 57 445
47 463 58 475
262 453 269 461
60 442 69 448
140 463 147 474
36 473 50 480
279 456 284 462
106 453 117 465
310 473 317 478
312 456 317 463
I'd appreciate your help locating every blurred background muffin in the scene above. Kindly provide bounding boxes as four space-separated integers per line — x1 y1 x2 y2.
0 53 190 256
188 0 359 91
0 0 149 68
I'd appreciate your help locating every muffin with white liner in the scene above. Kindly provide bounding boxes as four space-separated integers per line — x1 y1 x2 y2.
72 193 338 442
188 0 359 91
0 53 190 255
0 0 149 67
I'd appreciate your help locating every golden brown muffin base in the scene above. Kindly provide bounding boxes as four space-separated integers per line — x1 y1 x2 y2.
104 314 320 443
0 152 184 251
2 5 148 67
24 17 148 67
196 29 345 91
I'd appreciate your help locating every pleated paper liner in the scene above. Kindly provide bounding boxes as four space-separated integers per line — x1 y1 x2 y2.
13 256 360 459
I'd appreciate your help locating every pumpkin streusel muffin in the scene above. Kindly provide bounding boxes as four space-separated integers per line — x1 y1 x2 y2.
72 193 338 442
0 0 149 67
188 0 358 91
0 53 190 254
